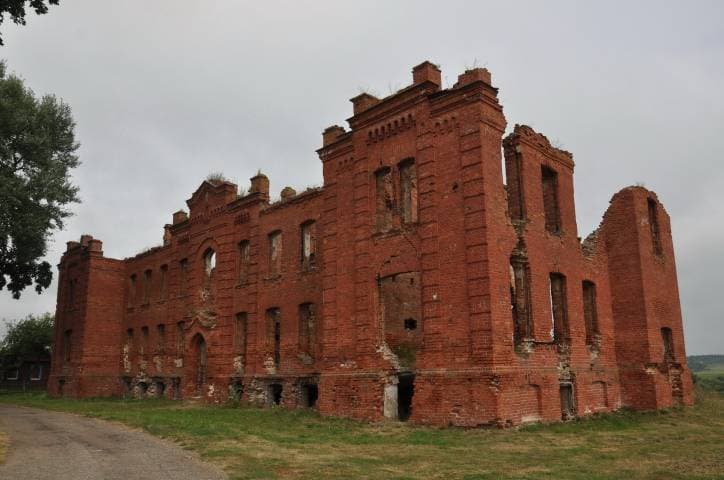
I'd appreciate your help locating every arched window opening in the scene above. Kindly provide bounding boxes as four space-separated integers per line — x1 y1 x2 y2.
203 248 216 278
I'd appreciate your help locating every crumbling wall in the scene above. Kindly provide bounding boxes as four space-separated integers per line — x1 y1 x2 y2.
52 61 692 426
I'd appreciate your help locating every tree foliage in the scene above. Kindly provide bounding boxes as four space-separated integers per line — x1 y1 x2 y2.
0 312 53 366
0 0 59 45
0 60 80 298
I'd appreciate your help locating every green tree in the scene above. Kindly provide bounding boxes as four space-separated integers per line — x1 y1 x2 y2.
0 0 59 45
0 60 80 298
0 312 53 367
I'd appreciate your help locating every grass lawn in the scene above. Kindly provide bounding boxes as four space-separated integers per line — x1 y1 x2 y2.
694 364 724 394
1 388 723 479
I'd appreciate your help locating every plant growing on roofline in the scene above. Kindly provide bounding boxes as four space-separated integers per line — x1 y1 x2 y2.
0 60 80 298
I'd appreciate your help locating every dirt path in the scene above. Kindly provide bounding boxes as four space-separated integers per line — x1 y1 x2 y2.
0 405 226 480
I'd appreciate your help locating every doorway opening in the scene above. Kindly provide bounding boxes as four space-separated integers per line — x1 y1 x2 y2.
301 383 319 408
560 383 575 420
192 334 207 395
269 383 283 406
398 373 415 421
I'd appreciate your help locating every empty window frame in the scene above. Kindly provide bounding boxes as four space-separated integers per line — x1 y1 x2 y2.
5 368 19 381
268 231 282 276
29 364 43 381
404 318 418 331
300 221 317 270
179 258 189 296
143 269 152 304
661 327 674 362
375 167 394 231
176 321 185 356
549 273 569 343
159 264 168 300
648 198 663 255
237 240 250 283
203 248 216 278
126 328 134 355
156 324 166 353
399 158 418 224
267 308 281 367
234 312 248 357
298 303 316 357
510 257 533 343
68 278 76 309
582 280 599 344
141 326 149 355
541 166 561 234
506 151 526 221
128 274 137 307
63 329 72 362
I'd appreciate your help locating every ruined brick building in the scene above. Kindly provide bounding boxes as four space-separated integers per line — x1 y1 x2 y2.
49 62 693 426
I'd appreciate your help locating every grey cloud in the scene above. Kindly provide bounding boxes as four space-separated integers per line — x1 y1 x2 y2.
0 0 722 354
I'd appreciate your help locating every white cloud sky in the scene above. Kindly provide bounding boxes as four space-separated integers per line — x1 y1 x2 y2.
1 0 722 355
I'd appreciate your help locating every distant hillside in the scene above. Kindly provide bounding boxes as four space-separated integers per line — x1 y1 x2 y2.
688 355 724 372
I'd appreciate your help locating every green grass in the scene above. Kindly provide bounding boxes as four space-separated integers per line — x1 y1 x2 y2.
695 371 724 394
691 357 724 394
1 389 724 479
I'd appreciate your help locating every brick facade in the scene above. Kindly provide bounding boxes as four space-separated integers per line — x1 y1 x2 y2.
48 61 693 426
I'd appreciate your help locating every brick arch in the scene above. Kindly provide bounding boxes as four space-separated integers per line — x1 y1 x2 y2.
194 237 221 263
376 243 421 280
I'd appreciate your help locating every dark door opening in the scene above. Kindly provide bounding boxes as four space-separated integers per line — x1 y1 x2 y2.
270 383 283 406
230 379 243 401
122 377 132 397
153 380 166 398
398 374 415 421
301 383 319 408
193 334 207 395
171 377 181 400
560 383 575 420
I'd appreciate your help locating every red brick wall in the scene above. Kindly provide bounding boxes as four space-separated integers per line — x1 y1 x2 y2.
51 61 692 425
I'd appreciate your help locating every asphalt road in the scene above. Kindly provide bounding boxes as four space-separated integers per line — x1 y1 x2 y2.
0 405 226 480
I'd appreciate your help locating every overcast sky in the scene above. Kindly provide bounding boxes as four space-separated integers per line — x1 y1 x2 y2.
1 1 722 355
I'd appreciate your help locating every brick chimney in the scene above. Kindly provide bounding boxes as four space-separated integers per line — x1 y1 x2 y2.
250 172 269 197
173 210 188 224
322 125 346 146
80 234 93 247
350 93 380 115
455 67 492 88
163 225 172 246
280 186 297 201
88 239 103 254
412 61 441 87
